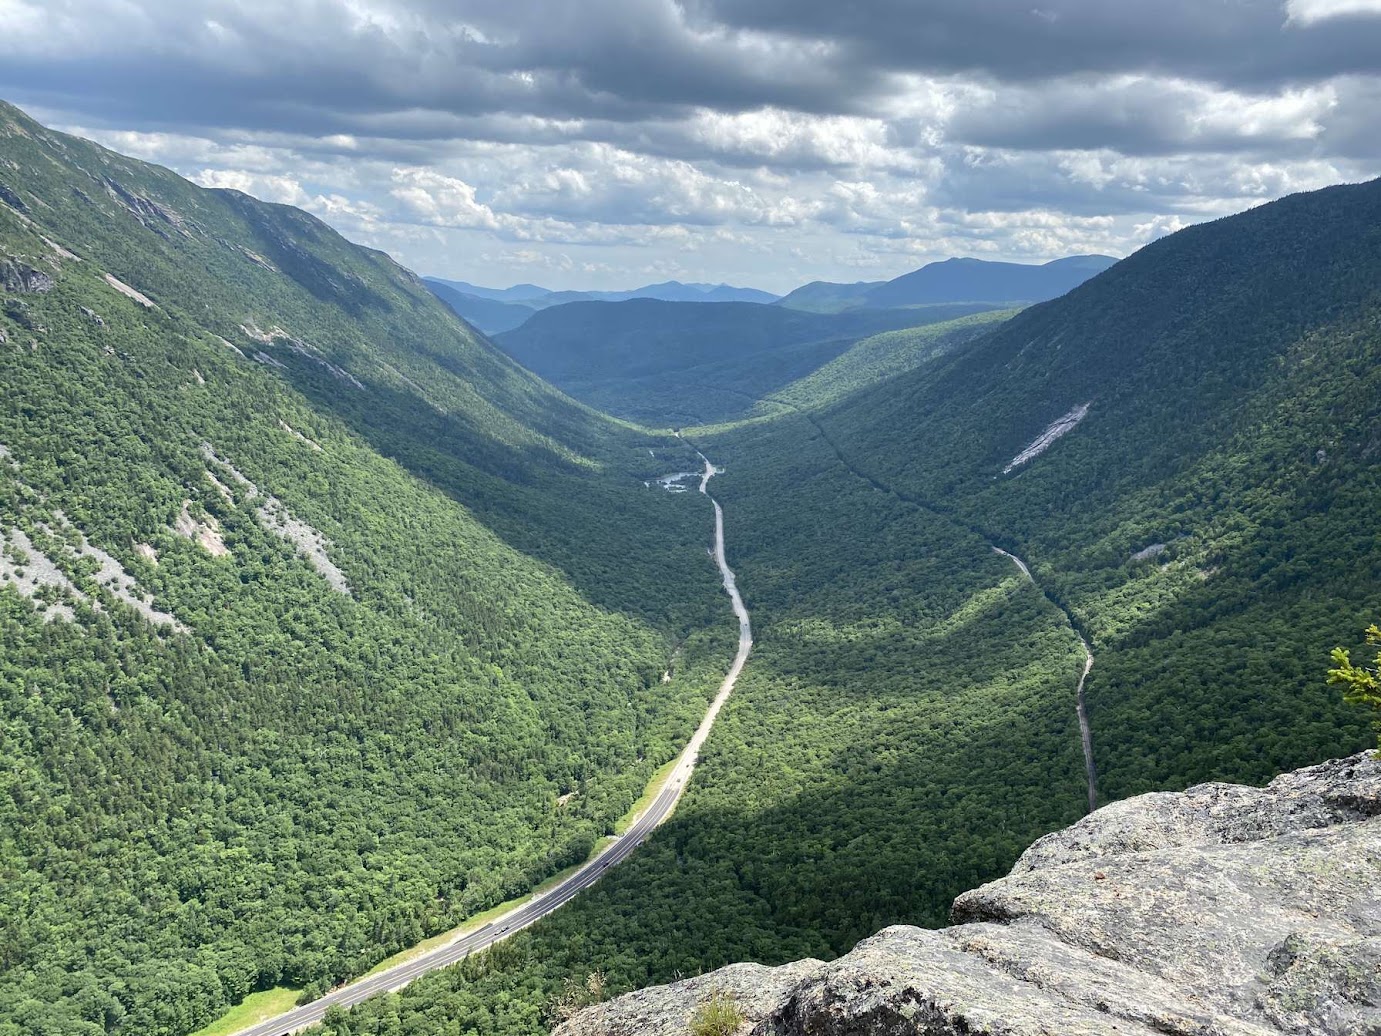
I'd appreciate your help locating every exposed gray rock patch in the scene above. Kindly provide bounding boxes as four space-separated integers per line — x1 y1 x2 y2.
205 470 235 502
558 754 1381 1036
1 447 183 627
1 517 185 631
258 497 350 594
0 527 79 621
239 323 364 387
240 321 287 344
173 500 229 557
55 519 187 631
201 445 350 595
1 257 55 293
278 419 323 451
40 235 79 261
237 245 276 271
1131 542 1168 561
0 181 27 211
102 177 193 238
560 962 822 1036
1004 402 1090 474
281 334 365 388
214 334 247 359
102 272 156 309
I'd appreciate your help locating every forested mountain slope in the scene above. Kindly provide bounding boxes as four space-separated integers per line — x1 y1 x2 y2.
806 177 1381 795
494 298 1007 425
749 308 1018 414
301 398 1093 1036
0 100 729 1035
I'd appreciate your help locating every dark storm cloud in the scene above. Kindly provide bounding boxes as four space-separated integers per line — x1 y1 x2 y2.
948 77 1339 157
2 0 1377 291
690 0 1381 88
3 0 1379 161
0 0 890 141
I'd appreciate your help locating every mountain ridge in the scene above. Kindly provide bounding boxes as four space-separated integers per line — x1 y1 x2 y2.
424 277 781 335
493 297 1014 425
776 253 1117 312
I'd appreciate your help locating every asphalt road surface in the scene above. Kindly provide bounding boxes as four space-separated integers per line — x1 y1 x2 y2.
993 546 1098 813
235 453 752 1036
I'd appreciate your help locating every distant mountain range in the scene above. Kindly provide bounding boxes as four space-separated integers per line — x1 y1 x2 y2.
423 279 543 334
423 277 779 333
430 277 778 306
776 255 1117 313
427 256 1117 334
494 298 1011 425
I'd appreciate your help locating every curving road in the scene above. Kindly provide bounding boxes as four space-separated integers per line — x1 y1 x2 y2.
712 375 1102 817
992 547 1098 814
234 455 752 1036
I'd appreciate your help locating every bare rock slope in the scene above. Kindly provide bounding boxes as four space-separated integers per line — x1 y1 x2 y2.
558 753 1381 1036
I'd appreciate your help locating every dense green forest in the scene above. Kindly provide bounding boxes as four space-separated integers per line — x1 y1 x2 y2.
295 405 1091 1036
4 100 1379 1036
807 179 1381 796
0 101 730 1036
297 179 1378 1036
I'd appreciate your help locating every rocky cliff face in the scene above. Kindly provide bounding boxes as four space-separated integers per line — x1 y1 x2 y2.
557 753 1381 1036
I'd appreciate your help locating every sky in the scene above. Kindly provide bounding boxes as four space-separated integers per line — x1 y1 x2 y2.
2 0 1379 293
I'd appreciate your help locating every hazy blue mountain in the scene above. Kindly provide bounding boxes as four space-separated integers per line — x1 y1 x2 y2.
566 280 779 304
427 276 780 315
778 255 1117 312
426 277 553 303
423 278 540 334
494 297 1009 424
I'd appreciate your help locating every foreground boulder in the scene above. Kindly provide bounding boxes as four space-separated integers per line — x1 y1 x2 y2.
557 753 1381 1036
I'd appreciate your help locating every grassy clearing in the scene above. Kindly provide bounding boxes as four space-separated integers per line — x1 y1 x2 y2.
189 987 300 1036
615 755 681 835
193 856 615 1034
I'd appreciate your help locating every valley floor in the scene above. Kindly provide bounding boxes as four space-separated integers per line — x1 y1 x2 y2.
225 454 753 1036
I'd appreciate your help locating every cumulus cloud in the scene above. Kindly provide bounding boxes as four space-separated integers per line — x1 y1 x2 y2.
193 170 312 207
391 168 502 229
0 0 1377 290
1287 0 1381 25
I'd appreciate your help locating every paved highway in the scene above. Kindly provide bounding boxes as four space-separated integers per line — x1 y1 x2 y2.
993 546 1098 813
235 454 751 1036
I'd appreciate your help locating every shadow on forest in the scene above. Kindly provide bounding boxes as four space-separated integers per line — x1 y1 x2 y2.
276 356 722 630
